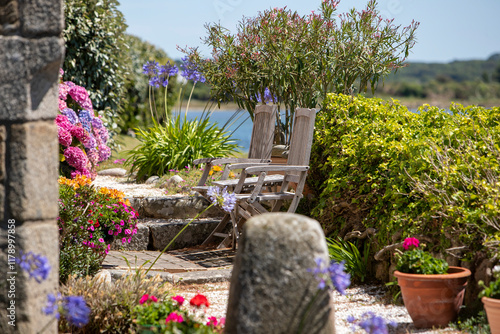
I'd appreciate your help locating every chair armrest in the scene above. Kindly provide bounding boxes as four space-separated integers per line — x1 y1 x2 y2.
244 165 309 174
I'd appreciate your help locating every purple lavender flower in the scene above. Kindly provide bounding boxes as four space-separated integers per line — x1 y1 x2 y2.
348 312 397 334
311 257 350 295
62 108 79 124
43 293 62 319
16 251 51 283
254 87 275 103
143 60 160 76
180 56 206 83
63 296 90 328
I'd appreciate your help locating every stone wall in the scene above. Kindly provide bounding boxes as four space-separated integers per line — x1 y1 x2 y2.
0 0 64 332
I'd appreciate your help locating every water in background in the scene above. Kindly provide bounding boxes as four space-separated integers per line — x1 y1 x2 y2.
182 110 253 153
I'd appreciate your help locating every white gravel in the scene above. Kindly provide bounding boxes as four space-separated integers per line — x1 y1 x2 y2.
92 175 172 198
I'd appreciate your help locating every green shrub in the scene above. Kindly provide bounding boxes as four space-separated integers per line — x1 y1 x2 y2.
309 93 500 259
395 249 448 275
63 0 129 143
126 113 240 180
58 175 138 283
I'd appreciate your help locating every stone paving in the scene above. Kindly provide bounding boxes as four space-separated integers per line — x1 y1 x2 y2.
102 248 235 284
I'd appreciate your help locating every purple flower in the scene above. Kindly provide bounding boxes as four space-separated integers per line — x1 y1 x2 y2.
62 108 79 124
159 61 179 77
63 296 90 327
43 293 62 319
68 84 93 111
180 56 206 83
55 114 73 132
254 87 275 103
16 251 51 283
78 109 93 132
149 76 161 88
207 186 237 213
348 312 396 334
143 60 160 76
311 257 350 295
91 117 104 129
98 144 111 162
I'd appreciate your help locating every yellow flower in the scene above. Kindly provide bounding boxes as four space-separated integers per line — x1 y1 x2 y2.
58 175 91 189
229 171 236 178
99 187 126 201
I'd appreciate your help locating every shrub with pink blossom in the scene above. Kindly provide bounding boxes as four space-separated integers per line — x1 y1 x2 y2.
56 68 111 179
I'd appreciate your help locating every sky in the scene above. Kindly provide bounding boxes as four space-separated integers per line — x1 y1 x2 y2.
118 0 500 63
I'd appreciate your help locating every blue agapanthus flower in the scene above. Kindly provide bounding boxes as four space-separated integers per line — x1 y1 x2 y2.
16 251 51 283
43 293 62 319
63 296 91 328
180 56 206 83
143 60 160 76
207 186 236 213
310 257 350 295
347 311 397 334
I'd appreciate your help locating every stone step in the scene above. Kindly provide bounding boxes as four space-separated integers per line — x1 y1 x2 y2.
111 217 228 251
128 195 222 220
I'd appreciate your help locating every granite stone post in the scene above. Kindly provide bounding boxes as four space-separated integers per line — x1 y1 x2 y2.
225 213 336 334
0 0 64 332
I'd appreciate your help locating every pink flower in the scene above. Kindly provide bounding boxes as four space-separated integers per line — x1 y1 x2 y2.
58 127 72 147
165 312 184 323
150 295 158 302
98 238 104 243
68 84 93 111
139 294 149 305
172 295 185 306
64 146 89 171
55 114 73 131
206 316 218 326
402 237 420 250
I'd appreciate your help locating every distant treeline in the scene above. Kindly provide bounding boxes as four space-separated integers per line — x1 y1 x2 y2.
373 53 500 102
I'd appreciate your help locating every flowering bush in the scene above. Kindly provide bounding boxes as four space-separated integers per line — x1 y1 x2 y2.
57 68 111 179
126 58 239 179
182 0 418 144
133 293 224 333
395 237 449 275
58 175 138 282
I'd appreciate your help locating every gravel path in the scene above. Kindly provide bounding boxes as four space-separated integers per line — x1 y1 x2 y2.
172 282 462 333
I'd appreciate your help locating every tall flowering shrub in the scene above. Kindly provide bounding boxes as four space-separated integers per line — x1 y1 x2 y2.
57 69 111 179
58 175 138 283
182 0 419 145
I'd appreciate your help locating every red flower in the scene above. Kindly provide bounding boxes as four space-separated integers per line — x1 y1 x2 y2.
139 294 149 305
189 294 210 308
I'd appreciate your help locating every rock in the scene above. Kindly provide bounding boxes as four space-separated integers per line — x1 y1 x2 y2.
271 144 288 157
98 168 127 177
94 269 112 284
169 174 184 184
145 175 160 184
111 223 150 251
140 196 222 219
225 213 336 334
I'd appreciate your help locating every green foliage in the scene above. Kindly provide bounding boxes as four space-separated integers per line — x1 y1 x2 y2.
326 237 368 283
120 34 179 133
395 249 449 275
58 176 138 283
309 93 500 259
59 265 170 333
183 0 418 144
479 266 500 299
126 114 240 180
450 311 490 334
63 0 129 143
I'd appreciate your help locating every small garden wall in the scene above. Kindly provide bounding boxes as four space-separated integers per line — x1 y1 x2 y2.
308 93 500 305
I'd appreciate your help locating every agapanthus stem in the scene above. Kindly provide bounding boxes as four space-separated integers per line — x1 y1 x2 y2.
185 81 197 117
144 203 214 276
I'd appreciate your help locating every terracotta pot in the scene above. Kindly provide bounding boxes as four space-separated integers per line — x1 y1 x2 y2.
394 266 471 329
482 296 500 333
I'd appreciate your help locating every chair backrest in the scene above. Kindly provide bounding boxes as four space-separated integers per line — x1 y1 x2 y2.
287 108 317 166
247 105 277 160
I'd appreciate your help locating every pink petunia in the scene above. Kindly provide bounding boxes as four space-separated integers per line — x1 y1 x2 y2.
139 294 149 305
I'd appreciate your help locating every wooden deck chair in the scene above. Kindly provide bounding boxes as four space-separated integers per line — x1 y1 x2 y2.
205 108 317 248
192 104 277 193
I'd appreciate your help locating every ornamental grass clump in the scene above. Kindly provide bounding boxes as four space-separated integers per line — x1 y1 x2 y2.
58 175 138 283
395 237 449 275
57 69 111 179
